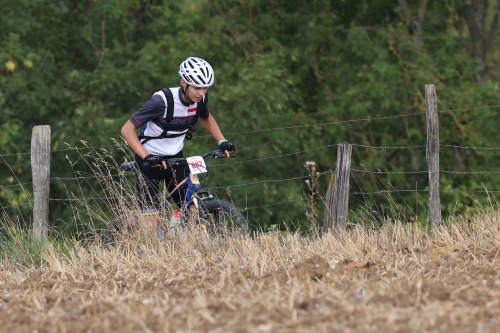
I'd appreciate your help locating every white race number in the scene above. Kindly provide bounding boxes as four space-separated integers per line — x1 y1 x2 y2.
186 156 207 174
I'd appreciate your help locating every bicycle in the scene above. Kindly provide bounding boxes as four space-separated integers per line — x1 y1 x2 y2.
102 150 249 244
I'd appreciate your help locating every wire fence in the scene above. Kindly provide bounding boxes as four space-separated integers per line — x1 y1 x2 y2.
47 196 135 202
0 182 33 189
440 144 500 150
3 101 500 222
439 104 500 113
1 101 500 156
193 111 426 139
0 202 32 210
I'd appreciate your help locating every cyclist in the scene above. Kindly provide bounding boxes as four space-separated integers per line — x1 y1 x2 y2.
120 57 236 234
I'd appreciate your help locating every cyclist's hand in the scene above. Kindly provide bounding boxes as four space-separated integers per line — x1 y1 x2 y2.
219 140 236 157
144 154 167 168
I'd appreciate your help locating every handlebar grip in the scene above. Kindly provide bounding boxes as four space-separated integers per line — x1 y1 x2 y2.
213 150 227 158
213 150 237 158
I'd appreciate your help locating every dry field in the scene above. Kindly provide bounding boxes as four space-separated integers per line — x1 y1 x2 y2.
1 213 500 333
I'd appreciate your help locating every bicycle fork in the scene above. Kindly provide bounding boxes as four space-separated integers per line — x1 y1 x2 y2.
188 197 208 235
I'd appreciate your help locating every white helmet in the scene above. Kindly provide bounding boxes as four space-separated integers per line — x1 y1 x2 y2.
178 57 214 88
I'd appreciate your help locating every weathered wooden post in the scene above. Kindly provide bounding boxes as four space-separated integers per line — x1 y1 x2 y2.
31 125 51 238
425 85 442 227
323 142 352 233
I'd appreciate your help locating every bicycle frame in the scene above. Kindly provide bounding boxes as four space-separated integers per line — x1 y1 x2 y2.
163 173 213 216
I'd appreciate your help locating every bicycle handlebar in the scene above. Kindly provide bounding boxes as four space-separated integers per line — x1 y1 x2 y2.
120 150 235 170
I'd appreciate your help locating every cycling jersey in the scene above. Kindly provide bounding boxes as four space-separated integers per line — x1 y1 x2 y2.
130 87 209 156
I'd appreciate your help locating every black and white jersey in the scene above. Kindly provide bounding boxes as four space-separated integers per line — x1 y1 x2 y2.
129 87 209 156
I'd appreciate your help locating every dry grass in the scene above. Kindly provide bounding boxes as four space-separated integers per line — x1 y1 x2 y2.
1 210 499 333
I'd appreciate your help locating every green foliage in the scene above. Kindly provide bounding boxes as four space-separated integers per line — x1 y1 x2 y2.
1 0 500 233
0 219 72 267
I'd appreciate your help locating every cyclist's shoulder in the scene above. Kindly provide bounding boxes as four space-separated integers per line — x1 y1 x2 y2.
155 87 181 97
137 93 166 115
143 94 165 111
153 87 184 104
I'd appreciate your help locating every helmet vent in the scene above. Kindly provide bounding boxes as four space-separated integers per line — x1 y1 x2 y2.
197 75 206 84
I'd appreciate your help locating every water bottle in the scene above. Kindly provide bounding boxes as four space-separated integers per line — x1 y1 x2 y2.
169 209 182 230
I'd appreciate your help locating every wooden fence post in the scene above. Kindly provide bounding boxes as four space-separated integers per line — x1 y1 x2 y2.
31 125 51 239
425 85 442 227
323 142 352 233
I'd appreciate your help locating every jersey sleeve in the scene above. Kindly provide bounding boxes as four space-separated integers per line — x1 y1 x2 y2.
130 94 165 128
199 91 210 118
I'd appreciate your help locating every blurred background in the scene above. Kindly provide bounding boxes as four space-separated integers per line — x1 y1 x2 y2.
2 0 500 234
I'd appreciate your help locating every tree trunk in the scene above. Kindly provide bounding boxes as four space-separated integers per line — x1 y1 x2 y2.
398 0 428 46
462 0 500 82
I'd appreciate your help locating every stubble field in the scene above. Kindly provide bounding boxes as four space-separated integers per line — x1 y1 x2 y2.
1 213 500 333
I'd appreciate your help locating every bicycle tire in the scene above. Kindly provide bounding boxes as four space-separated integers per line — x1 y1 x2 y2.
201 199 250 236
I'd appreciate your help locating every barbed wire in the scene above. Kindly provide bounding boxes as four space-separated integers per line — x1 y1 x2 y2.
0 182 33 189
352 168 500 176
441 170 500 175
351 144 426 150
0 152 30 157
212 175 309 189
0 144 119 158
441 144 500 150
351 189 428 195
241 198 306 211
351 168 428 174
52 144 117 153
194 112 425 139
50 142 421 172
49 196 134 202
209 144 339 166
51 174 124 181
351 189 500 196
0 202 32 210
0 174 132 190
439 104 500 113
442 189 500 193
212 170 333 189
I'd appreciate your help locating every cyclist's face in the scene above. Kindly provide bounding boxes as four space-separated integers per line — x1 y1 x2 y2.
180 80 207 103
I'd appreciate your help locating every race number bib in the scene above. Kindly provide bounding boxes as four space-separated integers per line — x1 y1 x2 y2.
186 156 207 174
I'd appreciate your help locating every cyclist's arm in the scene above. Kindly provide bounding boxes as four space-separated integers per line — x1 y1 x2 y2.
121 120 149 159
122 95 164 160
199 114 225 143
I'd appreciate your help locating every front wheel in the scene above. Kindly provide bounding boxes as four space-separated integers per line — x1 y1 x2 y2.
201 199 249 236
